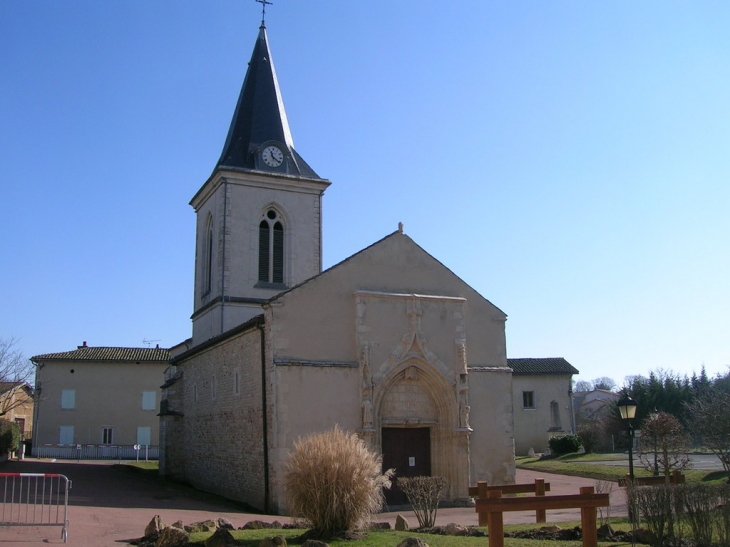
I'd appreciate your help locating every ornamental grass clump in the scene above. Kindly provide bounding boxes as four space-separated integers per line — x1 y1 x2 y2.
283 425 393 539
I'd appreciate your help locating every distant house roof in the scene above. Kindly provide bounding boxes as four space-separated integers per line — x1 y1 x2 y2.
0 382 32 395
507 358 579 376
31 345 170 363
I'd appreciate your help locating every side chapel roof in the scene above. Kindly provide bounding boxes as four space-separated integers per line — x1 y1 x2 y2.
507 357 579 376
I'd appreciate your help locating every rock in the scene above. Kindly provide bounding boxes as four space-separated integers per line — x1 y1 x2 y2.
301 540 329 547
396 538 429 547
145 515 167 538
539 526 561 533
259 535 287 547
217 518 235 530
185 519 218 533
367 522 392 530
444 523 469 536
204 527 237 547
527 447 535 457
171 521 184 530
395 514 410 531
597 523 614 539
154 526 190 547
632 527 657 545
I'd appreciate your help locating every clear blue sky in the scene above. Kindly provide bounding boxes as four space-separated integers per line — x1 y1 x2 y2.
2 1 728 386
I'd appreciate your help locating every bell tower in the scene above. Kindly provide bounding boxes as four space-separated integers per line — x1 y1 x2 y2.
190 21 330 346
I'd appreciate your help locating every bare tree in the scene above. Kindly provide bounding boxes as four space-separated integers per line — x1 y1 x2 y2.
639 411 691 481
592 377 617 391
0 338 32 383
685 389 730 472
0 338 34 418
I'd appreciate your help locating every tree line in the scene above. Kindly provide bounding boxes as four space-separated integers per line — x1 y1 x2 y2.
575 367 730 475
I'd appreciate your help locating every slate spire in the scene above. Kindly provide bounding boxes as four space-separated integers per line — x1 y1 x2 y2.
216 23 319 178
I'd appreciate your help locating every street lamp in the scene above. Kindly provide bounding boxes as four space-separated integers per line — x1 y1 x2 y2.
651 408 659 476
618 394 638 484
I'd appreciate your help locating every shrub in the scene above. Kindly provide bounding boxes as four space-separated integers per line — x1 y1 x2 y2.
577 425 600 454
0 419 20 454
548 434 582 455
283 425 393 538
398 476 446 528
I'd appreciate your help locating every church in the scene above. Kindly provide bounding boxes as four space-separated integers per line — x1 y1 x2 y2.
159 19 575 514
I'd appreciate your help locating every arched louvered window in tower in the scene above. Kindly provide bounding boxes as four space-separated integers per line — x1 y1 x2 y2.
258 209 284 284
203 215 214 294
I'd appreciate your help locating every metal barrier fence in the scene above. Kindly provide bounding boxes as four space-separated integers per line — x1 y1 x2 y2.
0 473 71 543
33 444 159 461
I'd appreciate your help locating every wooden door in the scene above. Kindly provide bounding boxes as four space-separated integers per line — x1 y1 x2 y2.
382 427 431 506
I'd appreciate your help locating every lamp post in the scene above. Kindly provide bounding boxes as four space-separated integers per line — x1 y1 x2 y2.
618 394 638 525
618 394 638 484
651 408 659 476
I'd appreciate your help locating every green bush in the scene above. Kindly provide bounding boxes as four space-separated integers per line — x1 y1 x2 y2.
282 425 393 538
548 434 582 455
0 419 20 454
576 425 600 454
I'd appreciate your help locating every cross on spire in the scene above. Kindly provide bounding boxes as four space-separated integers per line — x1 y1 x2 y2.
255 0 273 27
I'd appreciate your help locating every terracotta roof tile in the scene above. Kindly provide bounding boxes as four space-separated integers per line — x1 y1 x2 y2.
31 346 170 363
507 357 579 375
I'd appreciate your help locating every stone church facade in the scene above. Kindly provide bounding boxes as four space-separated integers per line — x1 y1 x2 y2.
161 20 569 514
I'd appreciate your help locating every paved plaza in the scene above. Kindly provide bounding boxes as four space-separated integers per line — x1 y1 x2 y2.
0 459 628 546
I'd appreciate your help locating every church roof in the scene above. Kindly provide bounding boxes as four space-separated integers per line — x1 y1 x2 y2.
216 24 320 179
507 357 578 375
31 345 170 363
265 229 508 318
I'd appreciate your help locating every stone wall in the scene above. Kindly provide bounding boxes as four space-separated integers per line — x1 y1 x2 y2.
176 326 267 509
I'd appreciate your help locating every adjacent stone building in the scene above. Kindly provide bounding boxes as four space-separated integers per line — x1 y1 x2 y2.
508 358 579 455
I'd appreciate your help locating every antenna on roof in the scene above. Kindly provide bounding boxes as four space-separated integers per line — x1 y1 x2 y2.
255 0 273 27
142 339 161 348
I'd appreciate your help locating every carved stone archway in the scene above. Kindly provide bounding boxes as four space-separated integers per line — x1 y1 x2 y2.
373 360 469 502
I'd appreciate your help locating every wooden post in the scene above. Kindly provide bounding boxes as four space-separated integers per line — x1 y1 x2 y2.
535 478 546 523
487 490 504 547
579 486 598 547
477 482 489 526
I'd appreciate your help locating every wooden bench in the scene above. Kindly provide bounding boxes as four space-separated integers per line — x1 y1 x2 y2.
475 486 610 547
469 479 550 525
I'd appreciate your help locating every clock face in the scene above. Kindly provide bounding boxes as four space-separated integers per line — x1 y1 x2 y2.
262 145 284 167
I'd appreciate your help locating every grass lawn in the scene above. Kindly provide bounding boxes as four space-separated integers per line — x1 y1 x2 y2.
516 454 730 484
188 523 637 547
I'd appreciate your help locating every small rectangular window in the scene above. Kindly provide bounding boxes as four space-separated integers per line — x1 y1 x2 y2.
212 374 217 400
102 427 113 445
193 384 198 402
234 369 240 396
137 427 152 446
142 391 156 411
61 389 76 409
59 425 74 445
522 391 535 409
